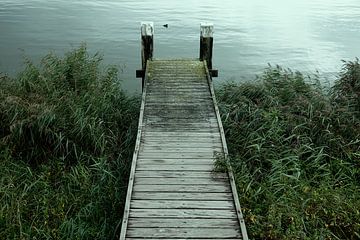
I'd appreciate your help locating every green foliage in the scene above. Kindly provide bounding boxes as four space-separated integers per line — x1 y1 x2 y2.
0 45 139 239
217 64 360 239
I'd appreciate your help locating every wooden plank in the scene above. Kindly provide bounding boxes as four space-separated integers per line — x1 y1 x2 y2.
143 124 219 130
136 159 214 165
145 98 212 103
146 83 207 87
147 86 209 90
135 170 227 179
142 136 221 141
143 128 220 133
126 228 241 238
129 209 237 219
145 103 214 108
133 184 231 193
136 164 215 171
127 218 238 228
126 239 240 240
134 177 227 185
142 131 219 136
132 192 232 200
146 102 213 108
119 47 152 240
144 109 213 114
141 137 221 143
145 114 215 119
145 94 210 98
140 142 222 148
145 102 212 106
141 139 221 144
139 147 223 153
144 118 216 123
146 90 210 94
137 155 220 160
138 152 222 158
131 200 234 209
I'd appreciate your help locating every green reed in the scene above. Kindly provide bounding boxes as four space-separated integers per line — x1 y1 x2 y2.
217 63 360 239
0 45 139 239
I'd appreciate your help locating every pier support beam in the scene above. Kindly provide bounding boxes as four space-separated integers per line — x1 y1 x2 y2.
137 22 154 88
200 23 217 77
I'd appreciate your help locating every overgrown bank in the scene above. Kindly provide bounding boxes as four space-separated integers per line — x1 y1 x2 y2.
217 62 360 239
1 46 359 239
0 46 140 239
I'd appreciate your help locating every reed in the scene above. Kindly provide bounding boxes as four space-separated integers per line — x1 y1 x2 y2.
0 45 139 239
217 63 360 239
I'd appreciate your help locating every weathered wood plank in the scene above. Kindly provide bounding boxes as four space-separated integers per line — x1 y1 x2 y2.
134 177 227 185
126 228 241 238
135 170 227 179
138 151 222 157
145 101 216 107
131 200 234 209
139 147 223 153
126 237 240 240
147 86 208 90
136 159 214 165
129 209 237 219
141 137 221 142
141 139 221 145
143 128 220 133
143 130 218 135
127 218 238 228
143 125 220 130
140 142 222 148
136 164 215 171
133 184 231 193
132 192 232 200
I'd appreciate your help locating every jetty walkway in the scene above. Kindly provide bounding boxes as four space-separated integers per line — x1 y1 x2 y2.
120 23 248 240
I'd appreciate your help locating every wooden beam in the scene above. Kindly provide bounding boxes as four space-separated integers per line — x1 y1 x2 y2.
136 69 145 78
119 60 150 240
203 61 249 240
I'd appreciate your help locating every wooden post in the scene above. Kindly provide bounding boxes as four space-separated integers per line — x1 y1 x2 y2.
137 22 154 89
141 22 154 70
200 23 214 71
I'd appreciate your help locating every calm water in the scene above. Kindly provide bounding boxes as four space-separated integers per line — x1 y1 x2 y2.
1 0 360 92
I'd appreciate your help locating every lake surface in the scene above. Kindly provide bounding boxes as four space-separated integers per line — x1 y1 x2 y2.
1 0 360 93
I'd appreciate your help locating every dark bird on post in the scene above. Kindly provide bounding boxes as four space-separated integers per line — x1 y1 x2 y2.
163 24 168 28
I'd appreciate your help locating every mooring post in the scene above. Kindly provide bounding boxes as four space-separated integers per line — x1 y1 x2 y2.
200 23 218 77
136 22 154 89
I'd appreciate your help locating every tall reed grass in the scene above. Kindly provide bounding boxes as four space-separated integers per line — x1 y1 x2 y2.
0 45 139 239
217 62 360 239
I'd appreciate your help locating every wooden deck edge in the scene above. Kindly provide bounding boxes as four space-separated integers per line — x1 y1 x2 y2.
119 60 150 240
203 60 249 240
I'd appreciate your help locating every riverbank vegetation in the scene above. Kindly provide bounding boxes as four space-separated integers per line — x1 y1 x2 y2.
217 61 360 239
1 46 359 239
0 45 139 239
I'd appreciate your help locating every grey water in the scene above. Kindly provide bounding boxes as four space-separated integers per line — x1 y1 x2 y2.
1 0 360 93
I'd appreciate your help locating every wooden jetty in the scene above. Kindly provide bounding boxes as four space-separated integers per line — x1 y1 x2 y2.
120 22 248 239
